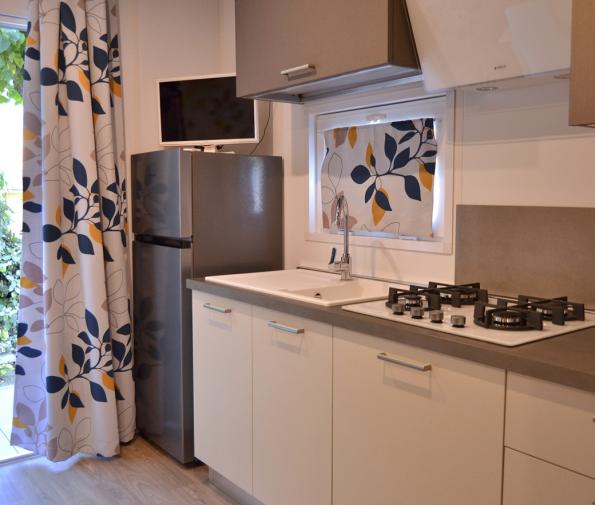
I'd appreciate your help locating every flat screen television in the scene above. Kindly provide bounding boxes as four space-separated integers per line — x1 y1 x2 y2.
158 73 259 147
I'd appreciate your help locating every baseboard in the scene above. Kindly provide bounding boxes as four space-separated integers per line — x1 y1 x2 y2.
209 468 265 505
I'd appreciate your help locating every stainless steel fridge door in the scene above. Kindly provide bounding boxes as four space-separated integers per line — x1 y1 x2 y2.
131 149 192 239
191 152 283 277
133 239 194 463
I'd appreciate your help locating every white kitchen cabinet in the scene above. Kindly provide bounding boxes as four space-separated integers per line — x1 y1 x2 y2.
192 291 253 494
251 307 332 505
505 372 595 479
503 448 595 505
406 0 571 91
333 327 506 505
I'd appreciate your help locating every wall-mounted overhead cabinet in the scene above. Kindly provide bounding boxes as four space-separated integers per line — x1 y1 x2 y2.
406 0 572 91
235 0 420 102
569 0 595 126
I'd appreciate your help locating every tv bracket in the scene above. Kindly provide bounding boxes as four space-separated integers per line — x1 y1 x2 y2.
182 145 233 154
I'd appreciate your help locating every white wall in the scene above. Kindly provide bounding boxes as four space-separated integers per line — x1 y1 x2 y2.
273 79 595 284
0 0 26 20
119 0 222 159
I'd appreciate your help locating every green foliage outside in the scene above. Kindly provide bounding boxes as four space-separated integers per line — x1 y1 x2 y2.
0 26 24 380
0 173 20 360
0 28 25 104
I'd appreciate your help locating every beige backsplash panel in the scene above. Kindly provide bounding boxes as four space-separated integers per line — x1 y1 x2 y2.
455 206 595 308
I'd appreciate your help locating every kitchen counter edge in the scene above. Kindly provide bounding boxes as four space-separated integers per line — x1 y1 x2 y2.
187 278 595 394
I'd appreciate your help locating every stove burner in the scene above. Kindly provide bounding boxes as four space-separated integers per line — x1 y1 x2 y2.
517 295 584 325
403 294 422 309
491 310 525 328
424 282 488 308
474 301 543 331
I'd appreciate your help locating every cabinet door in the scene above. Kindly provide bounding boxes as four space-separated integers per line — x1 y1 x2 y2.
235 0 392 98
252 307 332 505
503 448 595 505
333 328 505 505
192 292 253 494
506 372 595 479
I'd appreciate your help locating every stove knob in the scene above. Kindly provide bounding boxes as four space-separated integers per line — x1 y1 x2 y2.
391 303 405 315
411 306 424 319
430 310 444 323
450 315 466 328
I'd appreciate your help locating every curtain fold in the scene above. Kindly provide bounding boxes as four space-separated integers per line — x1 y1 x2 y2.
11 0 134 461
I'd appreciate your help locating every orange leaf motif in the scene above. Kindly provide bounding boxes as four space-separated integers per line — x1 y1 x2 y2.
418 160 433 192
110 77 122 98
59 355 66 377
102 373 115 391
365 143 374 169
79 68 90 93
348 127 358 148
17 336 32 346
372 188 390 225
20 277 38 289
55 205 61 227
88 222 103 245
13 417 27 429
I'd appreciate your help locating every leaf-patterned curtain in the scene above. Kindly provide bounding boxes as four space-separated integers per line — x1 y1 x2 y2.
11 0 134 461
320 119 437 238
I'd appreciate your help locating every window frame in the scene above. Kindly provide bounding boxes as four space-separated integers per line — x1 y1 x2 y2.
306 82 455 255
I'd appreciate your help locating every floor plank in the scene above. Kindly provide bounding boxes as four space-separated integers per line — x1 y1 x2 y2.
0 436 237 505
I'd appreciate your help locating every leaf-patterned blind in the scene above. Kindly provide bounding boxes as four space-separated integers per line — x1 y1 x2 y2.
320 118 437 238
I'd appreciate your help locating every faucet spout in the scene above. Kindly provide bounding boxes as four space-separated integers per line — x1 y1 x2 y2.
331 195 352 281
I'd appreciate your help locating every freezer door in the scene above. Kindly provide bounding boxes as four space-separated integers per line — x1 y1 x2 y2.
132 239 194 463
131 149 192 239
192 152 283 277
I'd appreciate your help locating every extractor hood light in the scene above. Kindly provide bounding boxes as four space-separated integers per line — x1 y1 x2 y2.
554 73 570 80
476 86 499 91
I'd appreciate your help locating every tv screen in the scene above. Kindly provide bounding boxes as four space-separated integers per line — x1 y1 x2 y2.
158 74 258 146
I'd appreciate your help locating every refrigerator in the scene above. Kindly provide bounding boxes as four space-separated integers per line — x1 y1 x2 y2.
131 149 283 463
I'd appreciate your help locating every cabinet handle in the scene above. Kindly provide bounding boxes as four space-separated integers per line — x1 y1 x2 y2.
280 64 315 78
267 320 304 334
202 302 231 314
377 352 432 372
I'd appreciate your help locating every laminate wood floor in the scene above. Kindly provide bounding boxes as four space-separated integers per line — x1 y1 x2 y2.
0 436 237 505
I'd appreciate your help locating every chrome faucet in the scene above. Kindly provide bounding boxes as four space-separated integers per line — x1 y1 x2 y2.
328 195 352 281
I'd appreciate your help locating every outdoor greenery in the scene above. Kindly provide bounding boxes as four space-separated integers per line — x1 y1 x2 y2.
0 172 20 358
0 26 24 378
0 28 25 104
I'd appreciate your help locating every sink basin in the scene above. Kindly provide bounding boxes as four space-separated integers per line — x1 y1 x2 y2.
205 269 389 307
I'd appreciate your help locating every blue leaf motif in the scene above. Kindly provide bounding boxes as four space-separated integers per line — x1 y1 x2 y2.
364 182 375 204
393 147 411 170
72 344 85 367
384 133 397 161
391 120 415 131
69 393 84 408
60 2 76 32
85 309 99 338
78 234 94 255
46 376 66 393
404 176 422 201
18 347 42 358
399 131 416 144
350 165 371 185
375 190 392 211
424 162 436 175
90 381 107 402
73 159 87 187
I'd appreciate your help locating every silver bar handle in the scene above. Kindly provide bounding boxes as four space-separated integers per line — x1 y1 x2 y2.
377 352 432 372
267 321 304 334
203 302 231 314
280 64 315 77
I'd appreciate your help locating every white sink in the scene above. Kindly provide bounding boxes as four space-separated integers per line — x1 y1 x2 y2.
205 269 389 307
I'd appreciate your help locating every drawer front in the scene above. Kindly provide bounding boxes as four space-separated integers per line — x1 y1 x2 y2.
252 306 332 505
192 292 253 493
333 328 505 505
503 448 595 505
506 372 595 478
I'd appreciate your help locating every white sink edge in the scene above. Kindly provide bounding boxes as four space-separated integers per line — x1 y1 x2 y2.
205 273 389 307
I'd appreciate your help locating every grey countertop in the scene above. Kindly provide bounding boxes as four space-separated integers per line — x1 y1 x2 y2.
187 278 595 394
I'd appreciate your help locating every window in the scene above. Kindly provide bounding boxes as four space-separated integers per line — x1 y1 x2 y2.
307 83 454 254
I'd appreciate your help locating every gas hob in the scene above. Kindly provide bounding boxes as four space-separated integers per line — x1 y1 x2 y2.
342 282 595 347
